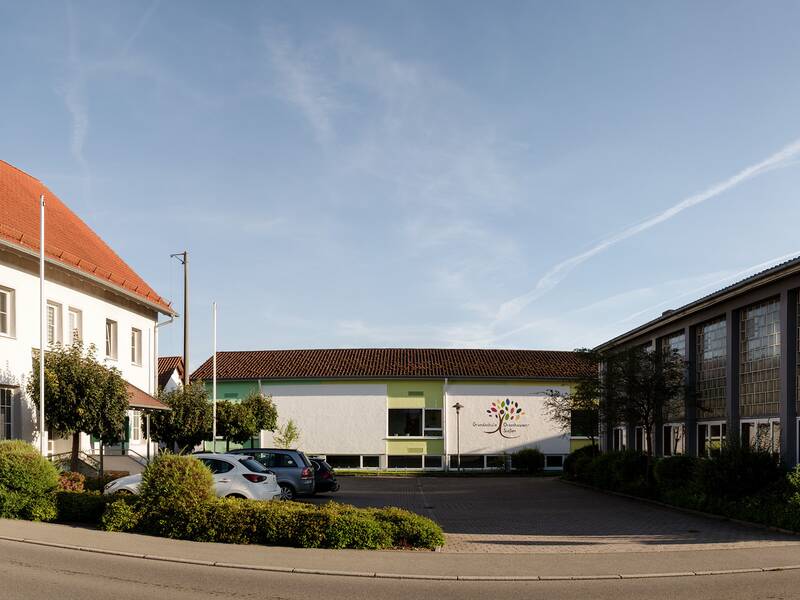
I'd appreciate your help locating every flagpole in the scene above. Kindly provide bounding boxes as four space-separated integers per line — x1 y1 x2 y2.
212 301 217 453
39 194 46 456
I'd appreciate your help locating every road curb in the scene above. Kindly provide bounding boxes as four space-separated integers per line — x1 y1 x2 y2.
1 534 800 581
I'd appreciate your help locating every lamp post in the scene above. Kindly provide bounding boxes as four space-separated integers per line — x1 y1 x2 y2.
452 402 463 472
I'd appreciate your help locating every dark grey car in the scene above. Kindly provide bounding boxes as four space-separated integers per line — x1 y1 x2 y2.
229 448 315 500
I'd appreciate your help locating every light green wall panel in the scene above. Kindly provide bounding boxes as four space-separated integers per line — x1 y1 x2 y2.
203 380 261 400
387 381 443 409
385 439 444 455
570 439 594 452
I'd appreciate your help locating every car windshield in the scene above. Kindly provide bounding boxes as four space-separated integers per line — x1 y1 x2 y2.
239 458 269 473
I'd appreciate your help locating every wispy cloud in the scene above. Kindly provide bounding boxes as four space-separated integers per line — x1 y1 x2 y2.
494 137 800 323
63 2 89 176
263 28 339 145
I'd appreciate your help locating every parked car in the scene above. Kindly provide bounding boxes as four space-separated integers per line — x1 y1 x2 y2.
229 448 315 500
103 453 281 501
309 457 340 494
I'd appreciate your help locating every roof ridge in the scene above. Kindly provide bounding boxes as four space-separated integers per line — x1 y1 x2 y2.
210 348 578 353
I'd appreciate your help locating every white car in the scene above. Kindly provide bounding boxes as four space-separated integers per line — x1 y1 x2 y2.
103 453 281 501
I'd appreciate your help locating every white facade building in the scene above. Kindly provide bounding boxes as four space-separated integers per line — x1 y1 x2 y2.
194 349 595 470
0 160 174 468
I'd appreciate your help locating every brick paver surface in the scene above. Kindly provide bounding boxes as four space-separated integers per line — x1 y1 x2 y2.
303 477 800 554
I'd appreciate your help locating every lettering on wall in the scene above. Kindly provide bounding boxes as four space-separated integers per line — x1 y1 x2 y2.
472 399 529 439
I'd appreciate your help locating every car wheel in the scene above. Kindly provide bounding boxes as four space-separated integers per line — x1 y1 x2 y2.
279 484 295 501
225 493 246 499
115 489 133 495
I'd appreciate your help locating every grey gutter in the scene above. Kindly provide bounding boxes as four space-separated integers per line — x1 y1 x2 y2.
595 256 800 352
0 238 177 317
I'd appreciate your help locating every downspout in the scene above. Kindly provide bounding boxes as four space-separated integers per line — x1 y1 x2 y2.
153 314 175 459
443 377 448 472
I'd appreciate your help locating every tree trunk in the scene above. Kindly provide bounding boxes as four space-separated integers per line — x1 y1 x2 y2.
70 432 80 472
226 439 230 452
99 442 104 479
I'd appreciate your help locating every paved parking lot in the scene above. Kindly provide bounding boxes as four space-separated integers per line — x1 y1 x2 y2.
303 476 800 554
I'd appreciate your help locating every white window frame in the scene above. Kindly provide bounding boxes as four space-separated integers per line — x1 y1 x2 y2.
131 328 142 366
0 387 12 440
105 319 118 360
423 408 443 437
662 423 685 456
46 301 62 346
698 421 727 456
612 426 626 451
0 286 14 337
68 307 82 345
740 418 780 453
130 411 142 442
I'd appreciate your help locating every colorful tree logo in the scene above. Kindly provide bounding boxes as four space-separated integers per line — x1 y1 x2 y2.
485 399 524 438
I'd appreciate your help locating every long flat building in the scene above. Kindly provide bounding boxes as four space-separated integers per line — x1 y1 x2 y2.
191 348 595 470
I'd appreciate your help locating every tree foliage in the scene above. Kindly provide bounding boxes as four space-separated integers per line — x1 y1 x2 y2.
602 345 687 456
151 383 212 453
544 349 601 446
241 391 278 433
27 342 129 468
216 400 257 450
544 346 687 457
273 419 301 449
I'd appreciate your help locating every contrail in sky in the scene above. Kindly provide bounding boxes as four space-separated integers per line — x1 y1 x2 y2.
495 137 800 323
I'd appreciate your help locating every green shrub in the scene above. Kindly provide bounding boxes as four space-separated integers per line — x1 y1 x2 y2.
371 507 445 549
694 443 785 500
0 440 59 521
322 508 391 549
788 465 800 507
586 452 618 488
56 491 107 523
512 448 545 474
563 445 599 479
101 498 140 532
137 453 214 538
654 455 698 493
612 450 652 495
104 497 443 550
573 455 595 482
58 471 85 492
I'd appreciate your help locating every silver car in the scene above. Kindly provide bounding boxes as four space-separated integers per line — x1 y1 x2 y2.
103 453 281 501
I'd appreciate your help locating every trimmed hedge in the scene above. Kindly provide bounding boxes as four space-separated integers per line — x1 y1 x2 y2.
93 454 445 550
563 443 800 532
95 498 444 550
511 448 544 474
0 440 59 521
55 490 107 523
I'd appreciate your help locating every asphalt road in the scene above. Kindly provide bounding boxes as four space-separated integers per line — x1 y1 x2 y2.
2 539 799 600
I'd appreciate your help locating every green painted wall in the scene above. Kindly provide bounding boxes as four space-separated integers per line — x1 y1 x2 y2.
570 438 594 452
385 439 444 455
387 381 443 409
203 380 261 400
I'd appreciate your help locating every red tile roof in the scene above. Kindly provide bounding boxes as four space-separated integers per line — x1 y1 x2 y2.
158 355 184 389
191 348 595 381
126 382 169 410
0 160 173 314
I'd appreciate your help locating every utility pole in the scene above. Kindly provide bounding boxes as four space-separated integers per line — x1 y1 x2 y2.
39 194 47 456
170 251 189 386
452 402 463 473
212 301 217 453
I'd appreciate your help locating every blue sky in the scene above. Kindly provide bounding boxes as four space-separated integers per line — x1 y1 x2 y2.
3 1 800 369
